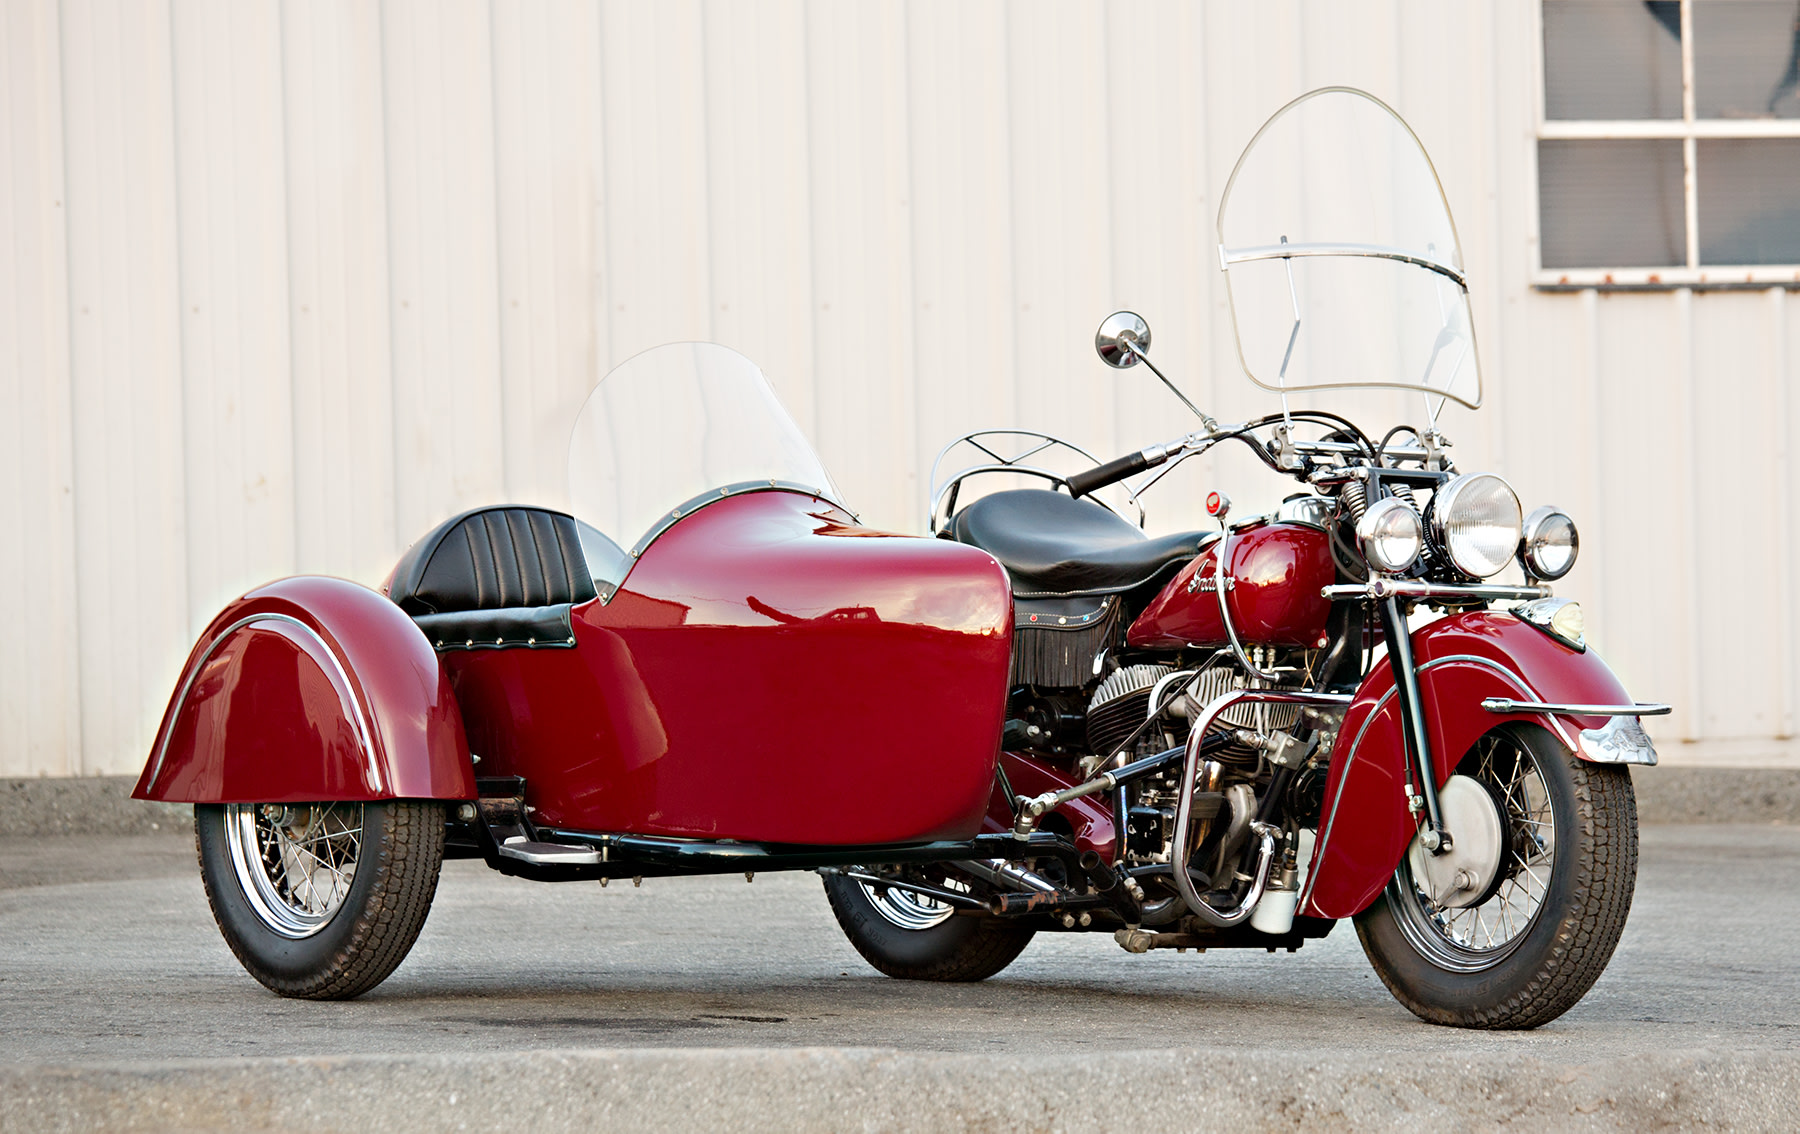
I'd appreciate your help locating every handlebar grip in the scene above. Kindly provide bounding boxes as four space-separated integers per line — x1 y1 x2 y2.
1067 449 1155 498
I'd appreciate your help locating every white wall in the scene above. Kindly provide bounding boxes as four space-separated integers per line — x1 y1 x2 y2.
4 0 1796 777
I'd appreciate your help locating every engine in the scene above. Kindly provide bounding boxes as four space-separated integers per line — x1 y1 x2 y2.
1083 654 1304 771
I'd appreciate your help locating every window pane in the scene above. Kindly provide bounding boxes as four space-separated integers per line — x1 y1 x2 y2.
1538 140 1687 268
1544 0 1684 119
1697 139 1800 263
1694 1 1800 120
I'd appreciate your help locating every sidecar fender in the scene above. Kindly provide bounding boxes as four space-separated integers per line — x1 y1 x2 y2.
1300 610 1640 920
133 576 475 804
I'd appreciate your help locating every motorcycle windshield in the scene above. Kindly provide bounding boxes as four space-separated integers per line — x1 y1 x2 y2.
1218 87 1481 409
567 342 846 596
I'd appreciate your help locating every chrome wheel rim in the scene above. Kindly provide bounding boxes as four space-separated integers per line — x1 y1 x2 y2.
225 803 363 939
1390 732 1557 972
861 876 961 931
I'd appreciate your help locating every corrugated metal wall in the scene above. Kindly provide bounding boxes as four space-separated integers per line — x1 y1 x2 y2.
4 0 1796 778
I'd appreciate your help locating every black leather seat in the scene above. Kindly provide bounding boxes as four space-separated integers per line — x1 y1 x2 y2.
951 489 1212 598
387 506 598 649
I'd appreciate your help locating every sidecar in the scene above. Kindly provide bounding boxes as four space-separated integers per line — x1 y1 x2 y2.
136 342 1011 865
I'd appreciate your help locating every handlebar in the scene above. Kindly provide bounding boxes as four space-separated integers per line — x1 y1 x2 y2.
1066 444 1170 498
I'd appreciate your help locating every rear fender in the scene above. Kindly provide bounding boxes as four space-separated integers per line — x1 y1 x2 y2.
1301 610 1639 920
134 576 475 804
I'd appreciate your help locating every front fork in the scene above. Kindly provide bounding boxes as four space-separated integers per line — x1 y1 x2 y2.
1377 596 1451 854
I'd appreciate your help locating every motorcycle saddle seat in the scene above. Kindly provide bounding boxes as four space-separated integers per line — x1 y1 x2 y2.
950 489 1213 598
387 505 598 649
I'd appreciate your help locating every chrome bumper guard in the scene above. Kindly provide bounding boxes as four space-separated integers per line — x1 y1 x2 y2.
1574 716 1659 766
1480 699 1666 766
1480 699 1672 717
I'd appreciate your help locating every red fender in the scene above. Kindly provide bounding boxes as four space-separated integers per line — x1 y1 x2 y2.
133 576 474 804
1300 611 1636 920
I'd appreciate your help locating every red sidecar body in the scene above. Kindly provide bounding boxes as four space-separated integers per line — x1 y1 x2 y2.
136 344 1013 848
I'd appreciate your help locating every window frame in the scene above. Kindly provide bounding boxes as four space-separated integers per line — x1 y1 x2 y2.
1533 0 1800 290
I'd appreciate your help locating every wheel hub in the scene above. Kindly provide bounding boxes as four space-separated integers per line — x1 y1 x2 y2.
1405 775 1503 909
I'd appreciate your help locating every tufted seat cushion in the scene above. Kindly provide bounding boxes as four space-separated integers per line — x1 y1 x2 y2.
387 506 599 649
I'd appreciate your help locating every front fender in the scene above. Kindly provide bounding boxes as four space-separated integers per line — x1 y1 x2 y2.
133 576 474 804
1301 610 1641 920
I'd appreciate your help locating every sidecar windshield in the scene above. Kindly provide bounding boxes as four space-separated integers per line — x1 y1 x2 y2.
567 342 845 596
1218 87 1481 409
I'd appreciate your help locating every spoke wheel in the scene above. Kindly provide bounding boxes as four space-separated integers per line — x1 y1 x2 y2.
860 878 960 931
226 803 363 938
1354 722 1639 1029
196 800 444 1000
1390 733 1556 970
825 869 1034 982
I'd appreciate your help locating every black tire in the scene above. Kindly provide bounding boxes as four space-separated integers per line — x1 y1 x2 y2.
195 800 445 1000
823 871 1034 981
1354 722 1638 1029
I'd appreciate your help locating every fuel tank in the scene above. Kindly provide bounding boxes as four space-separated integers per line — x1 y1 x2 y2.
1126 521 1334 650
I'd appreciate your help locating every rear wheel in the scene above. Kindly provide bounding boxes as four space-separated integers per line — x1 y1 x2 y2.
195 800 444 999
1354 723 1638 1028
823 870 1034 981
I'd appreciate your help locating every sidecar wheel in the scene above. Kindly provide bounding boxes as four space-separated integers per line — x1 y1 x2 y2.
1354 723 1638 1029
823 871 1034 981
195 799 444 1000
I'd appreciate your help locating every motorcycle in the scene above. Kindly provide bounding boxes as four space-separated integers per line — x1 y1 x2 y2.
135 88 1663 1028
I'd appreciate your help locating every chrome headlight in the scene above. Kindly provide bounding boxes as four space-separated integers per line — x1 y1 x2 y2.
1432 474 1522 579
1521 505 1579 581
1356 496 1423 575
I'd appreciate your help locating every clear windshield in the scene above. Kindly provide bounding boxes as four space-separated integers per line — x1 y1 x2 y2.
567 342 846 595
1218 87 1481 409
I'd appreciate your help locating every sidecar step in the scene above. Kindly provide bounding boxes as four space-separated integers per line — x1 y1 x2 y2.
496 835 602 866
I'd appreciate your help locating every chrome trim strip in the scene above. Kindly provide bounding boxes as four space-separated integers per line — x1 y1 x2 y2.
1220 241 1467 287
1300 653 1562 912
631 479 848 558
1322 581 1552 602
143 613 383 797
1481 698 1672 717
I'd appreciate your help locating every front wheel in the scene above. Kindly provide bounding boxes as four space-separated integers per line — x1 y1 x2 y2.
1354 723 1638 1029
823 869 1034 981
195 799 445 999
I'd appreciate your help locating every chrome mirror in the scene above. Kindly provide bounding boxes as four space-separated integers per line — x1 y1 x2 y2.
1095 311 1151 369
1093 310 1216 431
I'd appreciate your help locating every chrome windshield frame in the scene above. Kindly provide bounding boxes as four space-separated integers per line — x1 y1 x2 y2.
1215 85 1484 410
1219 241 1467 288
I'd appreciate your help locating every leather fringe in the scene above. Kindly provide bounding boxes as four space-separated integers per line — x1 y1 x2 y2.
1010 599 1123 687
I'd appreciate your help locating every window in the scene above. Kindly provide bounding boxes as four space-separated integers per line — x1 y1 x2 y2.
1537 0 1800 286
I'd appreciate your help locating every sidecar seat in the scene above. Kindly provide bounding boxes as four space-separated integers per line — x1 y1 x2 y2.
951 489 1211 599
386 505 599 650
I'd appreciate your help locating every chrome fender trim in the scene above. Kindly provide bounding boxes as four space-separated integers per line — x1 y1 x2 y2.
1300 653 1575 913
143 613 383 797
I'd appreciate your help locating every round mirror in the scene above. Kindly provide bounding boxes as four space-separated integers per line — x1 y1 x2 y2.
1095 311 1151 369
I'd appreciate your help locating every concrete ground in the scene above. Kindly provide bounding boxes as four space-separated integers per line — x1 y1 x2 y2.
3 823 1799 1130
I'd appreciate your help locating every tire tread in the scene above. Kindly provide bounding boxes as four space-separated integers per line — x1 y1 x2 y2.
1356 737 1639 1029
823 873 1033 982
197 801 444 1000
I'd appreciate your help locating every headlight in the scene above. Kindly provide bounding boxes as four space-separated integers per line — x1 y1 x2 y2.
1356 496 1423 575
1432 473 1522 579
1521 505 1579 580
1516 597 1585 651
